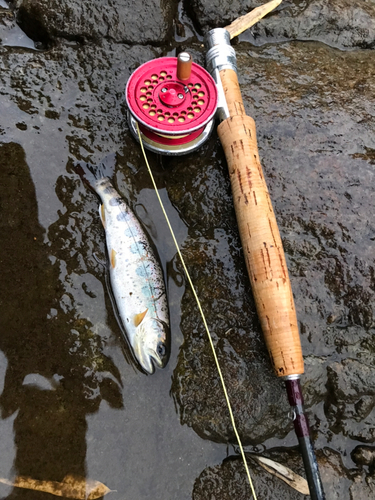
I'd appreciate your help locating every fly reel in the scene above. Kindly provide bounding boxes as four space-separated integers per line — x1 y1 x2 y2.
126 53 218 155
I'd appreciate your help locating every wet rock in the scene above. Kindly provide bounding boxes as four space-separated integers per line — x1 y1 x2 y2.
0 3 13 39
192 453 308 500
0 38 162 376
0 5 36 51
192 447 360 499
184 0 255 35
236 41 375 349
188 0 375 49
351 445 375 468
317 448 354 499
1 0 375 495
302 356 327 409
314 447 375 500
0 39 158 165
326 359 375 442
295 447 375 500
0 142 123 483
14 0 176 45
349 473 375 499
0 39 141 413
250 0 375 49
192 448 375 499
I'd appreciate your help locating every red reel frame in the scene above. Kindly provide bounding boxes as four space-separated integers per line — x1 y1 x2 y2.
126 57 218 155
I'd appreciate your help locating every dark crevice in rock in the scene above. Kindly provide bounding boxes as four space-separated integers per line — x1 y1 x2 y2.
182 0 205 37
15 4 53 48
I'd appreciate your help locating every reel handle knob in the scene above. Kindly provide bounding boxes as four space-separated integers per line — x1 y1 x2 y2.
177 52 192 81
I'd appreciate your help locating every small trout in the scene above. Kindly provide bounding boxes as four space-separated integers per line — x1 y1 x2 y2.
75 157 170 374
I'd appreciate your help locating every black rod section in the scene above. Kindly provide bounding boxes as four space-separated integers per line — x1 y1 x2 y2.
285 377 325 500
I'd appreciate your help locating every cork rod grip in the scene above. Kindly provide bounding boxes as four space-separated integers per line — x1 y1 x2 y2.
218 69 304 377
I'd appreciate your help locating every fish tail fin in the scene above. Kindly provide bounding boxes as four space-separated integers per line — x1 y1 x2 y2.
74 153 117 190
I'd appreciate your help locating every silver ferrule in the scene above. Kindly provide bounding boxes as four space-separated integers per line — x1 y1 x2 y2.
284 374 301 381
204 28 237 75
204 27 231 47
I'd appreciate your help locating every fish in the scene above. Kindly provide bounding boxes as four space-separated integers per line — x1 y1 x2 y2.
75 155 170 374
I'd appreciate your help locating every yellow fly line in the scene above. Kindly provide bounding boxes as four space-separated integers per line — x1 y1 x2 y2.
136 122 258 500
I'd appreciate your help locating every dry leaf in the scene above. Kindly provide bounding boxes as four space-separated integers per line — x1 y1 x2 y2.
0 474 113 499
251 455 310 495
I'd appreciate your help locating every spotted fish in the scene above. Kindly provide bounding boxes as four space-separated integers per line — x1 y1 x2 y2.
75 156 170 374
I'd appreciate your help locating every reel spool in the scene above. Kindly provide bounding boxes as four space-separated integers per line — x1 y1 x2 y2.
126 53 218 155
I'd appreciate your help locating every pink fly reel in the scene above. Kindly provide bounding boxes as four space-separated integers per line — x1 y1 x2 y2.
126 53 218 155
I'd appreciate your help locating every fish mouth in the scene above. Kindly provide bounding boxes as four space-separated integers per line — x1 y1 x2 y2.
138 349 166 375
133 320 170 374
150 350 167 369
140 357 155 375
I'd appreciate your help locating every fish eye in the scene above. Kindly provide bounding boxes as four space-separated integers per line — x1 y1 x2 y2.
157 342 166 357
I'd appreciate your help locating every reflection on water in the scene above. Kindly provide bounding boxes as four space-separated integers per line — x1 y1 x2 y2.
0 143 123 496
1 22 37 50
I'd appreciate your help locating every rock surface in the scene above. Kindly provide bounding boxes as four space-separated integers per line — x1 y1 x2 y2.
188 0 375 49
193 448 375 499
192 450 309 500
14 0 176 45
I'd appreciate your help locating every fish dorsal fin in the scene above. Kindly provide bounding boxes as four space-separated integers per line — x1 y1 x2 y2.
110 249 117 269
99 204 106 229
134 309 148 327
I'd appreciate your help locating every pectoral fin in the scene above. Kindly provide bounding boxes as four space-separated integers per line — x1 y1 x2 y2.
99 204 106 229
110 249 117 269
134 309 148 327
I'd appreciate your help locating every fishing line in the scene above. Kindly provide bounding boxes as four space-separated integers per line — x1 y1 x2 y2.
136 122 258 500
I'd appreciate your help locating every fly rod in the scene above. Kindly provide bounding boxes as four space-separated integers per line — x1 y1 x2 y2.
203 4 326 499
